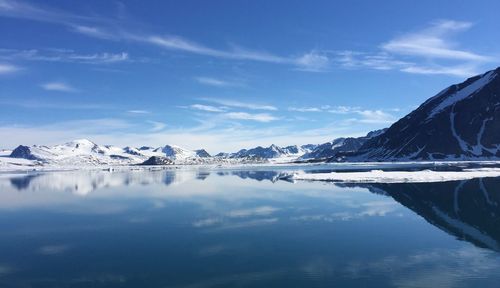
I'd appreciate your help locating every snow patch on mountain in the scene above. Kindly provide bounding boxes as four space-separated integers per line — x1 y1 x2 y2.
427 70 497 119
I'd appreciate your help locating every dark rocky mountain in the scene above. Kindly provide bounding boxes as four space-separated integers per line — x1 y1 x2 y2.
140 156 174 165
301 129 387 160
10 145 41 161
361 179 500 251
356 67 500 160
195 149 211 158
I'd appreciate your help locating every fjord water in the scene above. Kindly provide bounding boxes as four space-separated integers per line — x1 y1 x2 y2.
1 168 500 287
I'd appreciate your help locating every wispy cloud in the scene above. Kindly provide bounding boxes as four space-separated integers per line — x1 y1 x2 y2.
0 63 20 74
288 105 397 124
40 81 78 92
336 20 495 77
328 106 362 114
346 110 396 124
382 20 487 61
127 110 150 114
224 112 278 122
72 25 116 40
294 51 330 72
140 35 329 71
201 98 277 111
65 51 128 63
195 77 242 88
288 105 364 114
0 48 129 64
0 99 108 110
400 65 479 77
288 107 322 112
0 0 328 72
189 104 226 113
337 51 411 71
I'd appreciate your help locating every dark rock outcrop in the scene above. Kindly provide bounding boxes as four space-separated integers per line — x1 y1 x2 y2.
140 156 174 165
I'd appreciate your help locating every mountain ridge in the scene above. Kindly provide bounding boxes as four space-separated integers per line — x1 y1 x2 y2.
354 67 500 161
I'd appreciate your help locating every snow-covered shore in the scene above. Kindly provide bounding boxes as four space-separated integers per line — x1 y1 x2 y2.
3 154 500 184
288 168 500 183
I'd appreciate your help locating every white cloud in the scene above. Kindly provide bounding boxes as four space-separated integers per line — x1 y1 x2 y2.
294 51 330 72
337 51 411 71
195 77 241 87
382 20 487 61
72 25 115 40
190 104 226 113
0 1 329 72
0 49 129 64
201 98 277 111
325 106 396 124
0 63 20 74
0 99 107 110
288 105 369 114
288 107 322 112
127 110 150 114
148 35 330 71
328 106 361 114
336 20 496 77
224 112 278 122
40 82 77 92
401 65 479 77
66 52 128 63
354 110 395 124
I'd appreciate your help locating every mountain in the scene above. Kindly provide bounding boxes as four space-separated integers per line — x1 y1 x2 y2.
229 144 316 159
350 67 500 161
9 139 142 165
195 149 211 158
301 129 387 160
8 139 210 166
161 145 197 160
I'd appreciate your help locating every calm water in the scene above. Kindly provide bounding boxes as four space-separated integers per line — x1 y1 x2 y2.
0 167 500 287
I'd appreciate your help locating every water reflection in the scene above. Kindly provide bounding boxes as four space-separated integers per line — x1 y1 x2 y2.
0 169 500 287
2 169 500 252
358 179 500 251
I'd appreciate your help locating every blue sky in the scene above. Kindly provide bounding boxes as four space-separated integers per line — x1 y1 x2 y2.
0 0 499 153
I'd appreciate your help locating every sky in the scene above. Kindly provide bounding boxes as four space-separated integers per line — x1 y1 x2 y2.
0 0 499 153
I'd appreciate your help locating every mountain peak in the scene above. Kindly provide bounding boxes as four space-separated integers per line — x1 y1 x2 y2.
426 69 498 119
357 67 500 160
66 139 96 147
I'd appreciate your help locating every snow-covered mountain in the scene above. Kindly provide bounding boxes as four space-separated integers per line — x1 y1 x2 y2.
7 139 213 166
354 67 500 161
161 145 197 160
227 144 317 159
300 129 387 160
